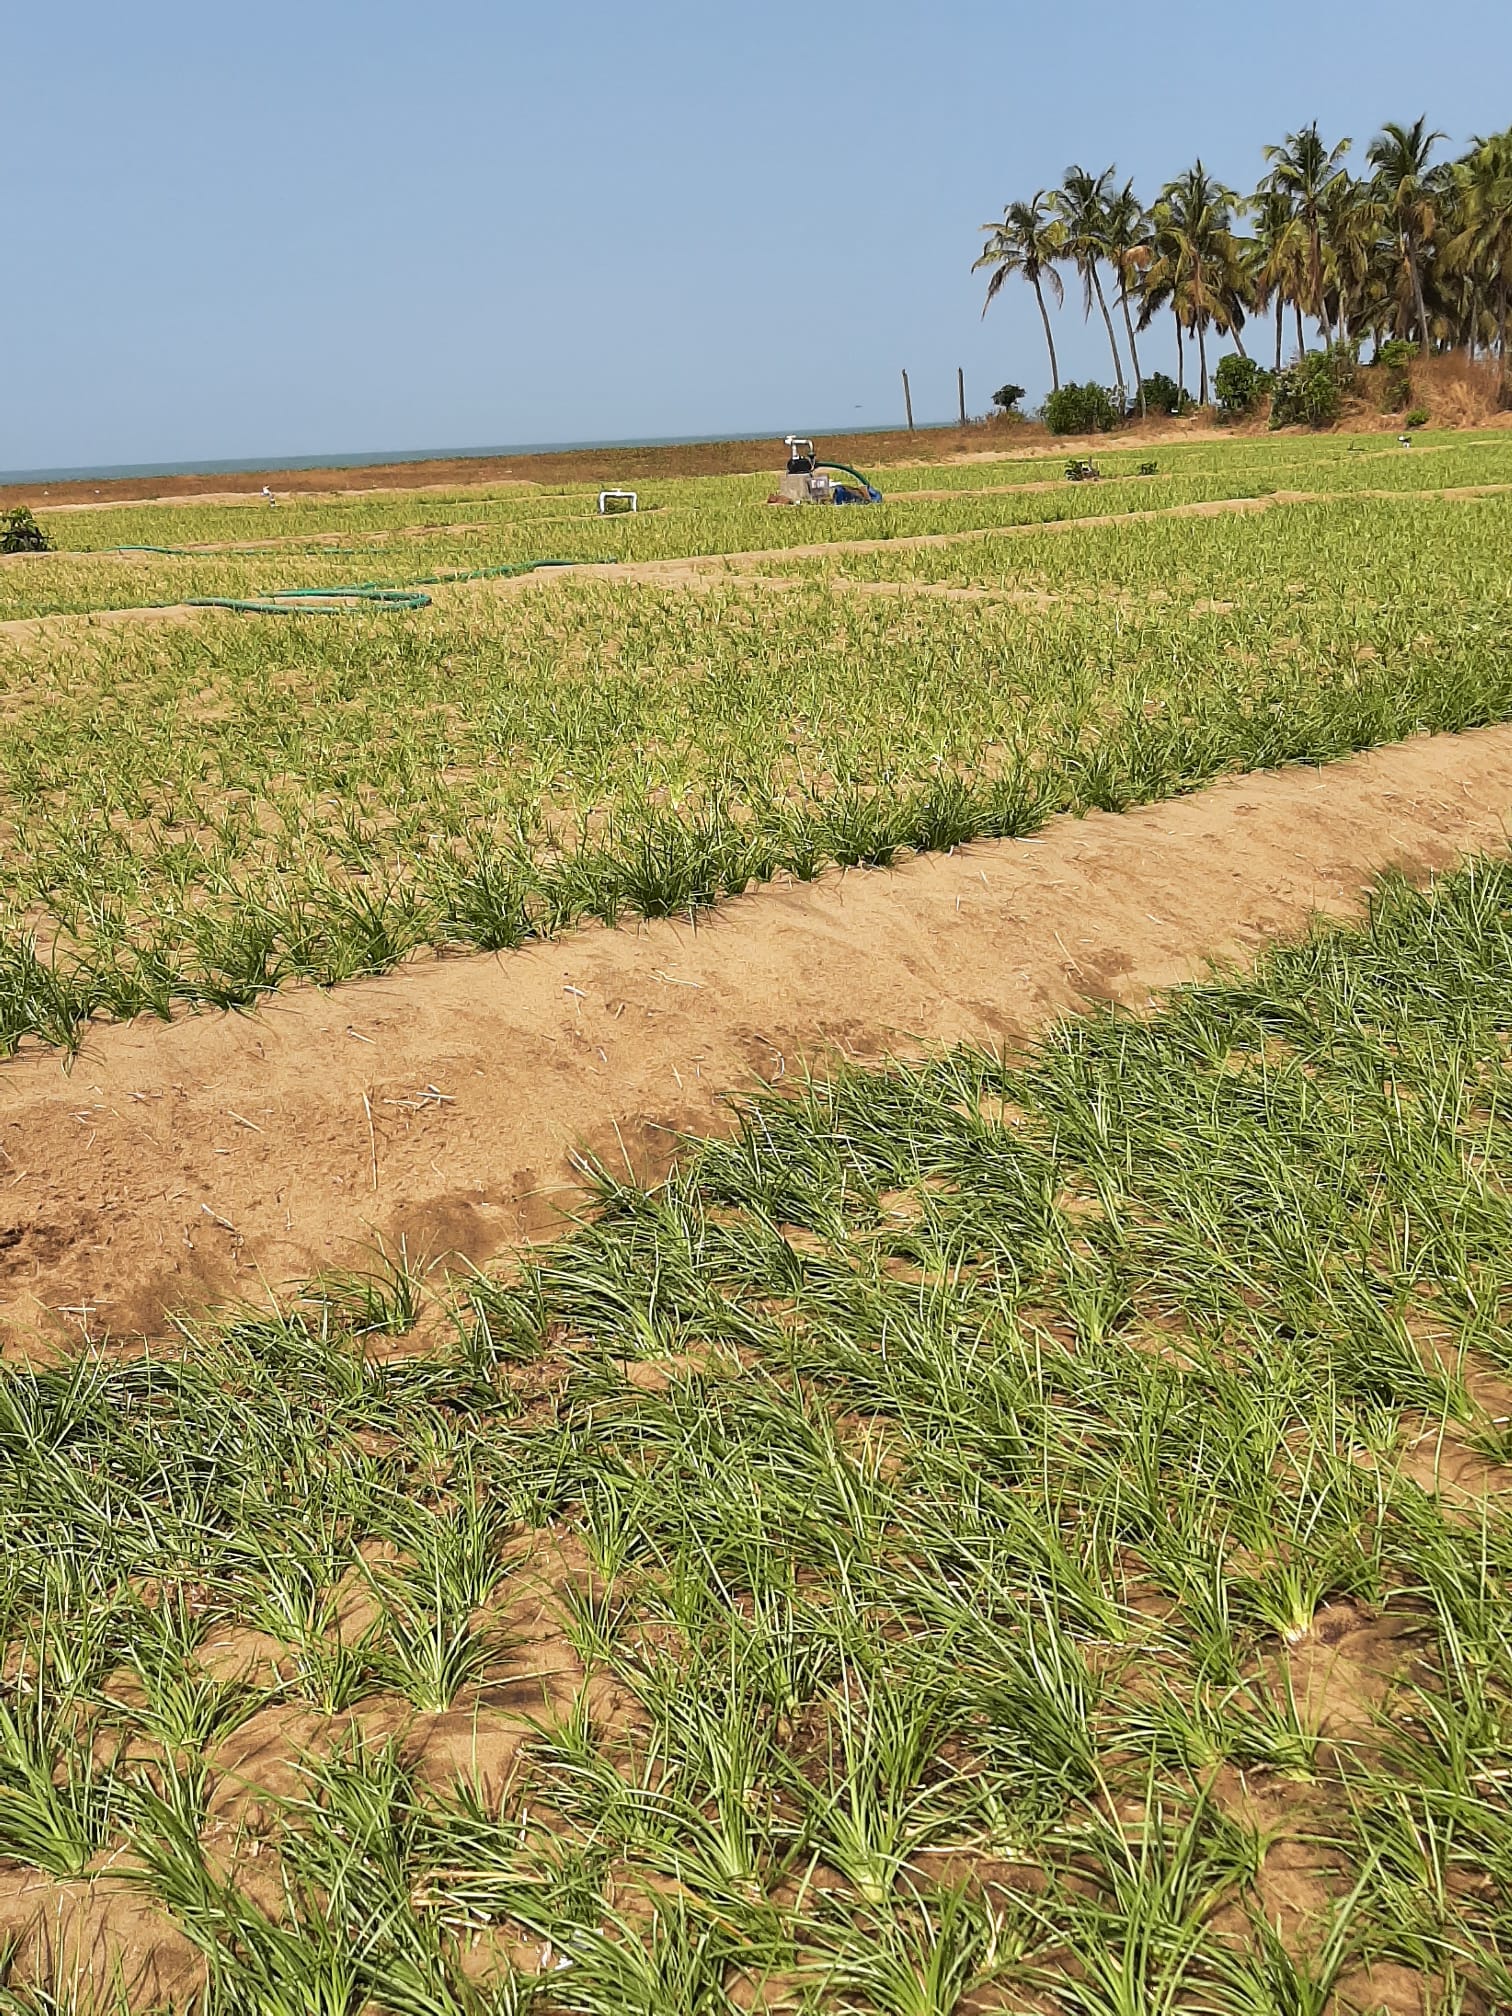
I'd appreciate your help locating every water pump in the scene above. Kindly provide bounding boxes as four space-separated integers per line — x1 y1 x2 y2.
769 437 881 506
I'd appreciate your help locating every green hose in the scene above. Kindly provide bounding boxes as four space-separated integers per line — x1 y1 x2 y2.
181 557 582 616
186 586 432 615
110 543 401 559
54 549 583 619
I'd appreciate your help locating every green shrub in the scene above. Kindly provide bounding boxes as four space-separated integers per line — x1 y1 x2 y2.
1270 350 1347 429
1 506 50 555
991 383 1026 414
1214 354 1271 416
1042 382 1119 434
1405 407 1429 429
1378 338 1419 412
1138 372 1188 416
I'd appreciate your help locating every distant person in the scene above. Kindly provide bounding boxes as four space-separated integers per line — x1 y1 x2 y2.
261 485 277 507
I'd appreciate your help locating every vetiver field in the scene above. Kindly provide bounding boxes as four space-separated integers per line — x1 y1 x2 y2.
2 431 1512 2013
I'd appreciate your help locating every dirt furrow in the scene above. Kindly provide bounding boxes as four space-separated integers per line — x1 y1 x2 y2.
3 725 1512 1352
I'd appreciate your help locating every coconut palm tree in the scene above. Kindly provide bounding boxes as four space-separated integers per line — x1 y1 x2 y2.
1050 165 1127 402
1245 188 1305 369
1140 163 1249 405
1104 179 1151 413
1445 129 1512 372
1367 117 1446 353
1260 124 1352 340
974 193 1066 394
1319 172 1385 348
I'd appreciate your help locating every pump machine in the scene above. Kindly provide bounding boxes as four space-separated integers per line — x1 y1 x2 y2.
769 437 882 506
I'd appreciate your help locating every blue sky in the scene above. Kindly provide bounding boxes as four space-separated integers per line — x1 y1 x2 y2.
9 1 1511 472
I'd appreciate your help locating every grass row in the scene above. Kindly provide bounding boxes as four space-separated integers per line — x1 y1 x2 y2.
3 493 1511 1054
27 429 1512 553
11 443 1512 624
1 863 1508 2009
1 477 1300 622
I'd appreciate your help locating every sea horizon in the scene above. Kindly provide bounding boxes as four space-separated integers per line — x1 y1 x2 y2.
3 416 957 488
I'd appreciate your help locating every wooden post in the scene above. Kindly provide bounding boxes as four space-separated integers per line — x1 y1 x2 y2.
901 369 915 431
957 366 967 426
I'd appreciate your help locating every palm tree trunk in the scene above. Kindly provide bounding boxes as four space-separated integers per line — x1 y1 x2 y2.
1294 303 1306 357
1197 318 1209 405
1309 226 1325 336
1176 317 1185 397
1405 231 1432 355
1118 291 1145 415
1089 267 1126 400
1031 275 1060 393
1231 324 1248 360
1274 297 1283 373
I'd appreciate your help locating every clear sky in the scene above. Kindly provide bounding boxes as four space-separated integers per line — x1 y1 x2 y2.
9 1 1511 473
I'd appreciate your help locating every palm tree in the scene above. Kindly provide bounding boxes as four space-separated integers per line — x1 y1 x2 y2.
1260 124 1352 340
1367 117 1446 353
974 193 1066 393
1104 179 1151 413
1050 165 1127 402
1319 172 1384 348
1246 188 1303 369
1139 164 1249 405
1445 130 1512 373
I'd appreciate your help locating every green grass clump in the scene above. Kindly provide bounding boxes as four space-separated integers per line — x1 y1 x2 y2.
1 862 1509 2008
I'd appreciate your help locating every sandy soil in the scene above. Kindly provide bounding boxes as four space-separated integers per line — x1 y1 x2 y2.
1 425 1003 511
3 725 1511 1353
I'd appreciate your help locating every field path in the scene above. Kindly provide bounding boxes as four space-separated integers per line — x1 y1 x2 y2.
3 725 1512 1351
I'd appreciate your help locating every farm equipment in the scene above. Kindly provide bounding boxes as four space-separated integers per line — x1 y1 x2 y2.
1064 459 1101 482
598 489 638 514
769 437 882 506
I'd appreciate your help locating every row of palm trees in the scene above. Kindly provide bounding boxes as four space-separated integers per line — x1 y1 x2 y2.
976 119 1512 410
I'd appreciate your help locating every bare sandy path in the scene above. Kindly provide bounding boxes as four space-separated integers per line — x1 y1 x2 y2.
3 726 1511 1351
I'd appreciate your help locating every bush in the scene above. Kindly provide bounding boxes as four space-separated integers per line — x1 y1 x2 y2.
1270 350 1348 429
1214 354 1271 416
991 383 1026 414
1405 407 1429 429
1378 338 1420 412
1138 372 1188 416
1042 382 1119 435
1 506 50 555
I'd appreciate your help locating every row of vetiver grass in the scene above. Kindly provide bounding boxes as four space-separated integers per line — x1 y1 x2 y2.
1 862 1507 2009
1 474 1302 621
4 493 1512 1052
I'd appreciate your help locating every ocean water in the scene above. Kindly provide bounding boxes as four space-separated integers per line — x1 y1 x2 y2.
4 419 952 488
